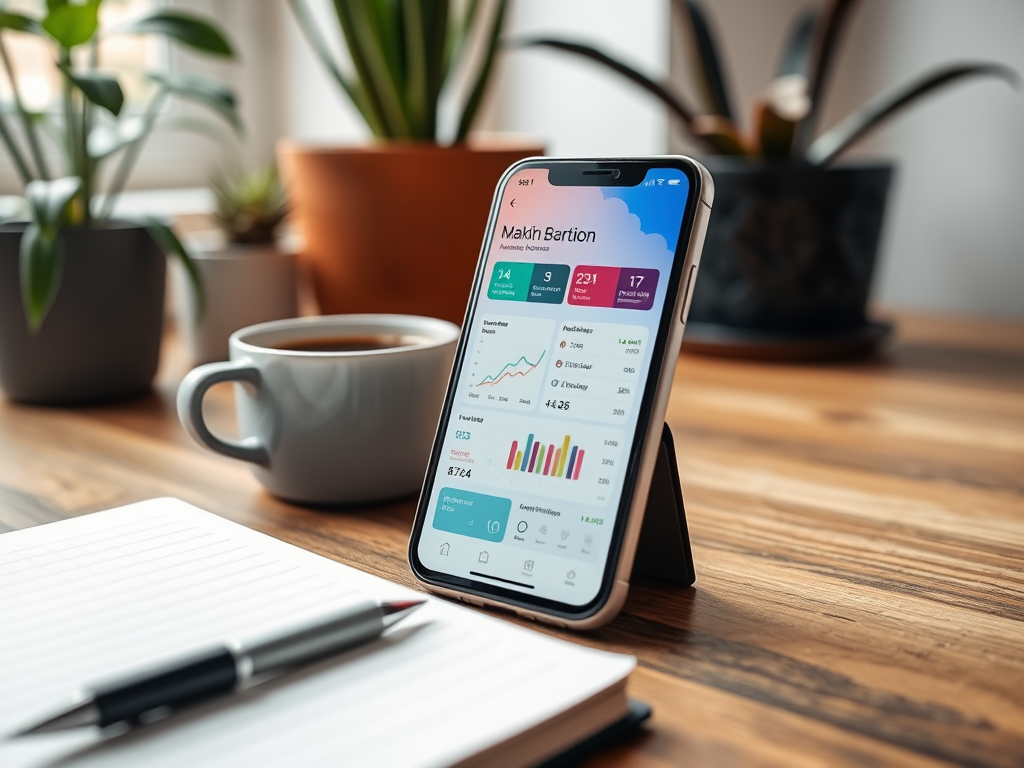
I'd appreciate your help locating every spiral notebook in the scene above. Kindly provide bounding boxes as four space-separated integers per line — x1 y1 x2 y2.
0 498 638 768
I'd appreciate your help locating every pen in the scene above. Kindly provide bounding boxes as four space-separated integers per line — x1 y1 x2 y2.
17 598 426 735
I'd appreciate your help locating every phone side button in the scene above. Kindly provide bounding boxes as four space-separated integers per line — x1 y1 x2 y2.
680 264 697 324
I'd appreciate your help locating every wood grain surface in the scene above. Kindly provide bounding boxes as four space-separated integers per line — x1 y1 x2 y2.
1 311 1021 767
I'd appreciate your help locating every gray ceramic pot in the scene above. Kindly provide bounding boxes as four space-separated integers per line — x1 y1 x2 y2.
690 159 893 335
0 222 165 405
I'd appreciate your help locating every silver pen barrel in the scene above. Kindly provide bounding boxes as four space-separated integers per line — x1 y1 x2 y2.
239 600 384 678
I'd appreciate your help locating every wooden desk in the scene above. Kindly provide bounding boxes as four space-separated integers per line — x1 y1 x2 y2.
1 313 1022 767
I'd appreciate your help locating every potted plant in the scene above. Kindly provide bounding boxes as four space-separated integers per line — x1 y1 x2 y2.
280 0 542 325
522 0 1018 359
0 3 240 403
173 166 297 365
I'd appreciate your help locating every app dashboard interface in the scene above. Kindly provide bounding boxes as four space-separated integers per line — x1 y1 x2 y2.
418 166 691 606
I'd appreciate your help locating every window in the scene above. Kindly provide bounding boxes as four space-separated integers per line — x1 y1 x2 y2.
0 0 245 196
0 0 162 114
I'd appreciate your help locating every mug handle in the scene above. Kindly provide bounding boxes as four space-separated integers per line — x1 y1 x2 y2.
177 359 270 465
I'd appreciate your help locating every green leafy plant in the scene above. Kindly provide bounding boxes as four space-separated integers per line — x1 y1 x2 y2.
521 0 1019 163
211 166 288 245
0 2 241 330
288 0 508 142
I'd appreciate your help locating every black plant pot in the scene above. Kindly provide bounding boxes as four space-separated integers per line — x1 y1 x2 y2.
0 223 165 405
686 159 894 359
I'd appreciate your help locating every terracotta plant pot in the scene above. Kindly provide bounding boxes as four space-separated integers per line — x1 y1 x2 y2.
172 239 299 365
0 222 165 404
278 142 542 325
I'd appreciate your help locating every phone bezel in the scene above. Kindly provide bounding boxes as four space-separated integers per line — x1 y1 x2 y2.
408 157 704 622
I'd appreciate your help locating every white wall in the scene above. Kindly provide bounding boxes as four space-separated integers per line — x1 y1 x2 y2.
5 1 1019 318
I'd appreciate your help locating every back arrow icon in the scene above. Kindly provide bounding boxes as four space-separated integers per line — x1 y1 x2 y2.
510 198 516 207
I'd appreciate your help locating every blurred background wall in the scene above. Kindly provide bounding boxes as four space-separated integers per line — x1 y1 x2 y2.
2 0 1021 318
277 0 1024 319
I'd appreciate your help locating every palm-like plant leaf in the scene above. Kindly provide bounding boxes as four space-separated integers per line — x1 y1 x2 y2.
444 0 477 82
336 0 412 137
807 63 1021 166
420 0 449 135
287 0 385 136
455 0 507 142
777 8 816 78
690 115 747 155
519 37 715 150
402 0 429 136
674 0 733 120
793 0 859 152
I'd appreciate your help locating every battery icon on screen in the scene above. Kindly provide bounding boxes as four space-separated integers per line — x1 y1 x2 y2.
667 179 681 185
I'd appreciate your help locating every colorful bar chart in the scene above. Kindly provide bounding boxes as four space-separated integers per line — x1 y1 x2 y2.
506 433 584 480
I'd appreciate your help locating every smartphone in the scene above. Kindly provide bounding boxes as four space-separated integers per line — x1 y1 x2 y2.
408 157 713 629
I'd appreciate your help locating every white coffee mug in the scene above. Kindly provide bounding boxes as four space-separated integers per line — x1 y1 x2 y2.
177 315 459 504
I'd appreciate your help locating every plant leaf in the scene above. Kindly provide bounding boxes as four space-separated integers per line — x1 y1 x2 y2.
21 177 80 332
286 0 386 137
138 215 204 321
25 176 81 230
674 0 733 120
777 8 816 77
341 0 413 137
752 101 796 158
0 11 43 35
421 0 449 134
148 71 242 133
109 10 234 57
793 0 858 153
42 0 99 48
444 0 477 82
58 64 124 115
19 223 63 332
455 0 507 142
753 74 810 157
691 115 748 155
402 0 429 136
518 37 717 147
807 63 1021 166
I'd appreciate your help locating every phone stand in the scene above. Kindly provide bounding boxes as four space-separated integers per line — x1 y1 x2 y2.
631 424 696 587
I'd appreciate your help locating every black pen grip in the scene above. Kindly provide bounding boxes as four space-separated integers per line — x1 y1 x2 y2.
94 647 237 727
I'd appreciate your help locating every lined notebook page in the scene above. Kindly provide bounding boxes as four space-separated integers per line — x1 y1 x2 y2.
0 498 634 768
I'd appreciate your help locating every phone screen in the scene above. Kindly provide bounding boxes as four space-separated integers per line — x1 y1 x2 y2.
412 162 696 611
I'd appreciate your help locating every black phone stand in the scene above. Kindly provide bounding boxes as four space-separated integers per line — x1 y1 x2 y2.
631 424 696 587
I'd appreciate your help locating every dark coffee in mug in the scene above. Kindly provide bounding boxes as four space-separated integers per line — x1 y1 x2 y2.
271 335 430 353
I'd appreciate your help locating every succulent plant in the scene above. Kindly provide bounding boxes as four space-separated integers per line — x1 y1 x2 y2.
521 0 1019 164
211 166 288 245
